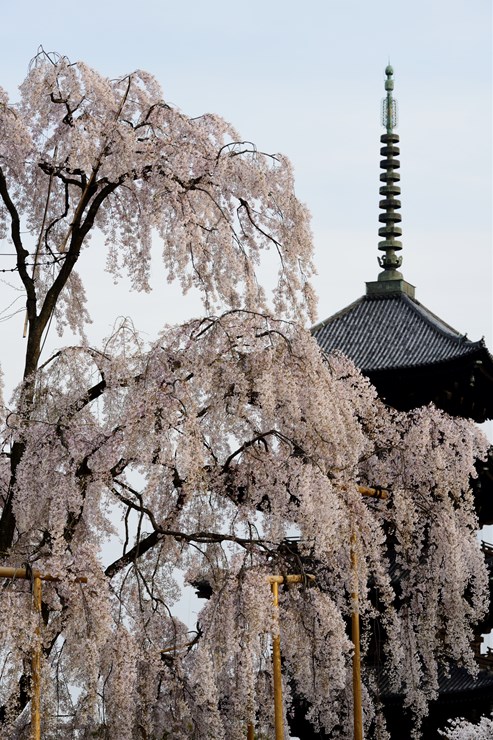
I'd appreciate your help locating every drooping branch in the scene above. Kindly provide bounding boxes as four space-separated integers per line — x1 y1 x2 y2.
104 527 272 580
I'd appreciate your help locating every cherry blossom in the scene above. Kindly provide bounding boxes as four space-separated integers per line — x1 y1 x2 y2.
0 310 488 737
439 715 493 740
0 52 489 738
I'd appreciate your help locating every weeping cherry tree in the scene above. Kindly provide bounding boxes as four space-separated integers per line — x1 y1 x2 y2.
0 51 489 738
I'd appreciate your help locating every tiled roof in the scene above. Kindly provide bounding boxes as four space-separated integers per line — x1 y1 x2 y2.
312 292 486 373
376 663 493 700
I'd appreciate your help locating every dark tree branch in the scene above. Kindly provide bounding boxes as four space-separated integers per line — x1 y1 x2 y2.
0 166 34 307
104 528 271 580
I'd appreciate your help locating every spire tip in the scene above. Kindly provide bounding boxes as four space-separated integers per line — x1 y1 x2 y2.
367 65 415 298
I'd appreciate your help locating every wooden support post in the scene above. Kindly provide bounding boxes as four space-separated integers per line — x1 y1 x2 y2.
351 483 387 739
247 721 255 740
350 532 363 740
270 578 284 740
31 574 42 740
0 566 88 584
0 566 87 740
266 574 315 740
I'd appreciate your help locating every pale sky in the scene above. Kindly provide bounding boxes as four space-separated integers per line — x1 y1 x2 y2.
0 0 491 395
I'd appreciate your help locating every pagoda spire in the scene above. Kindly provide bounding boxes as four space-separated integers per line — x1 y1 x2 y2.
366 65 415 297
378 64 403 278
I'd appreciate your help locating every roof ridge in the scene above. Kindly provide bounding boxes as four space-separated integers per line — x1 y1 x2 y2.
312 292 487 374
402 293 482 346
310 295 365 332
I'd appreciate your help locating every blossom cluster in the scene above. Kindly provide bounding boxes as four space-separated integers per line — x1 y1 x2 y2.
439 714 493 740
0 52 489 739
0 51 315 333
0 311 488 737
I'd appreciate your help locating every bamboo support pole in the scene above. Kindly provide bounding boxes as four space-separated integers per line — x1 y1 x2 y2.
265 574 314 740
346 485 387 740
0 566 87 740
350 532 363 740
31 575 42 740
270 579 284 740
245 486 385 740
357 485 388 500
0 566 88 583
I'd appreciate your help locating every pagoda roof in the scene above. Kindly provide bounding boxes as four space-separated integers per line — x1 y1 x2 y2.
312 291 490 374
312 290 493 422
378 663 493 701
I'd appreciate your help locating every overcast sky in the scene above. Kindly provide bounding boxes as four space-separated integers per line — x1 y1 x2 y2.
0 0 491 401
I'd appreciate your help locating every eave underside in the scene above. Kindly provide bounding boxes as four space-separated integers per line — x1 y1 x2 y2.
365 353 493 423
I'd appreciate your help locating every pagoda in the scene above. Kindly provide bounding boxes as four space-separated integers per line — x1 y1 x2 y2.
309 65 493 738
313 65 493 424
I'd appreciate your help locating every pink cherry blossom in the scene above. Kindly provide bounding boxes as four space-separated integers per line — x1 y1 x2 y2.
0 53 489 738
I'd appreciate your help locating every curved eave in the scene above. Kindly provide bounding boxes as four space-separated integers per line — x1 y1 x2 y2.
312 293 493 421
312 292 488 372
363 341 489 374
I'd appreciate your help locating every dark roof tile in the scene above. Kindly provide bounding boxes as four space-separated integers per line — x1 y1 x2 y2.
375 663 493 699
312 293 485 372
